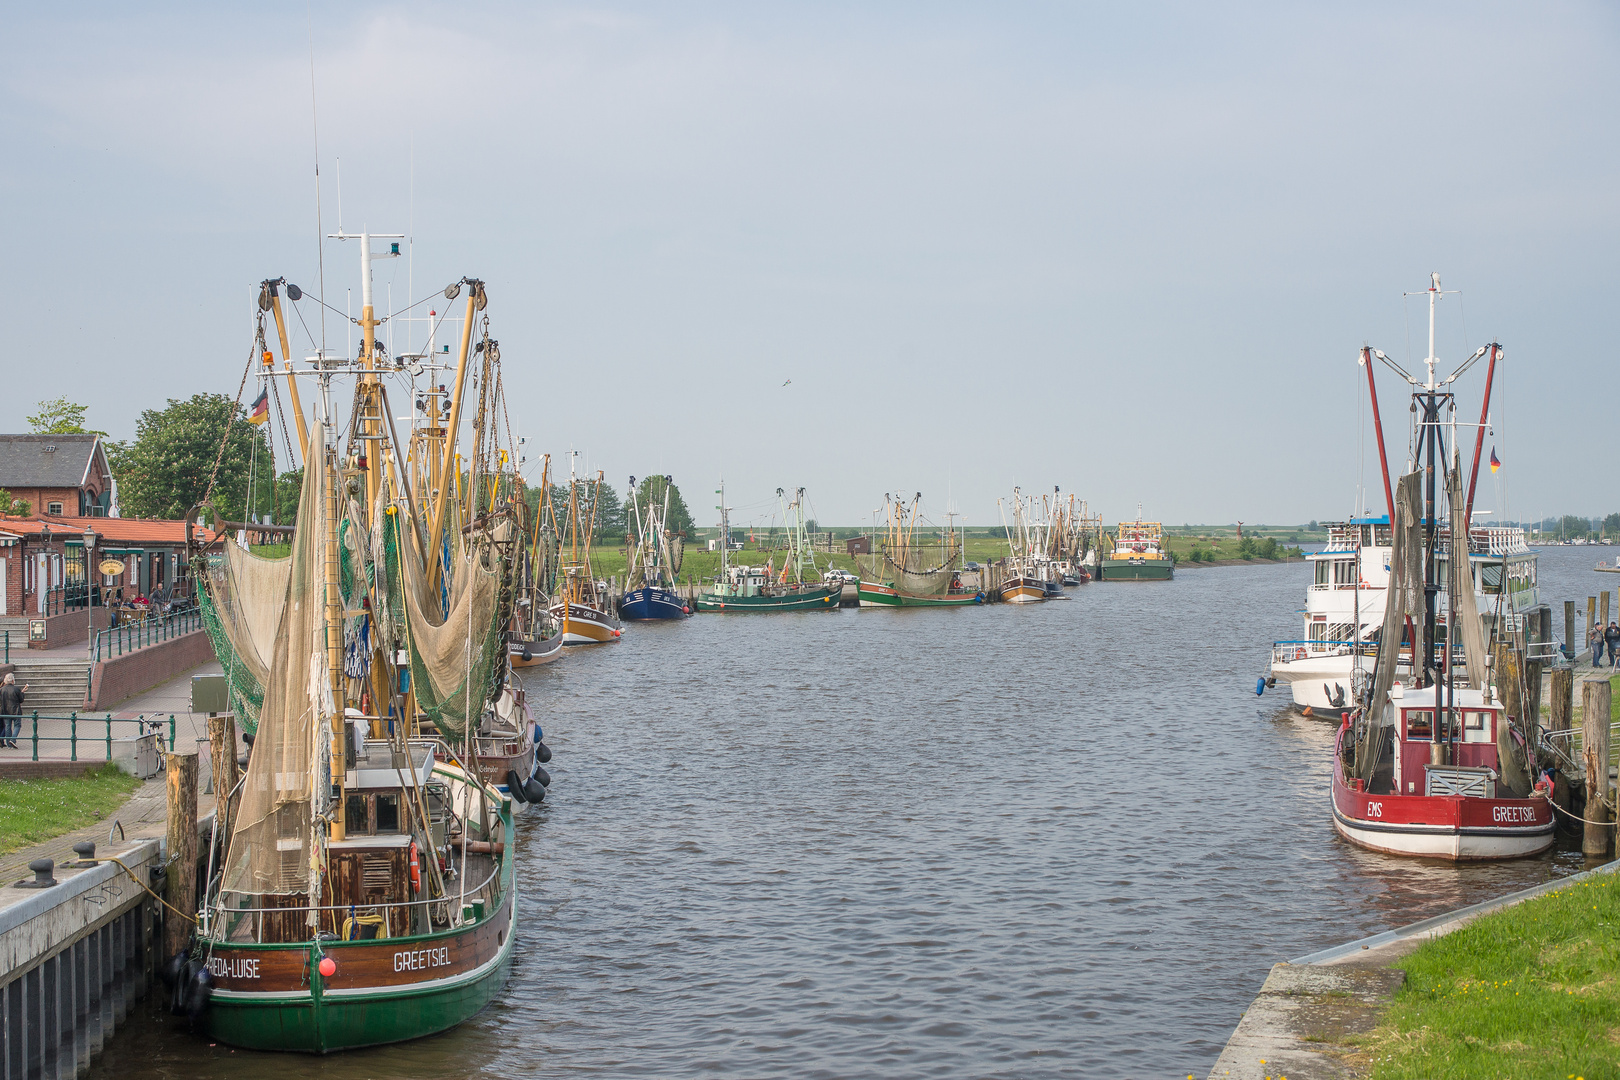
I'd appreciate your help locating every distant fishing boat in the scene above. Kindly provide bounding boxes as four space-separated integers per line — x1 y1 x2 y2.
694 482 841 612
618 475 691 620
856 492 982 607
996 488 1048 603
1099 510 1173 580
509 453 564 667
550 458 623 644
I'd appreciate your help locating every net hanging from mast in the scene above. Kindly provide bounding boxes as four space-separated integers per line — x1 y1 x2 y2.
219 426 333 901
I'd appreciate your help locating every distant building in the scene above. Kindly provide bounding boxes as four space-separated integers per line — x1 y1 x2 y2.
0 434 115 518
846 535 871 555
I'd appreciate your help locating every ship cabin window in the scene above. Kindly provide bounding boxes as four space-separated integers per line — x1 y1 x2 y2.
1333 560 1356 586
1314 560 1330 586
1309 620 1327 643
346 793 368 835
343 791 405 836
1466 710 1488 731
1479 563 1503 594
376 793 400 833
1404 710 1433 738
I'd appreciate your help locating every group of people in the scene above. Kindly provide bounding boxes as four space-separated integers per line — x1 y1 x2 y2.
1589 620 1620 667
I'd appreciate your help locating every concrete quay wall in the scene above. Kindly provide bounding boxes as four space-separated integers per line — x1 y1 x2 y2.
0 839 163 1080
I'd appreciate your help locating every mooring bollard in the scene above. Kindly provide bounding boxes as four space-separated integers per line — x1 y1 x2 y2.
27 858 57 887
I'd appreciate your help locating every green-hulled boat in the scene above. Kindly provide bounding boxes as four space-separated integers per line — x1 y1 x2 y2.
191 251 522 1053
855 492 980 607
1099 515 1174 580
694 482 841 612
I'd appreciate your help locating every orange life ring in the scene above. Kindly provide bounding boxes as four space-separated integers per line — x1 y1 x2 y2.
1294 648 1307 661
409 840 421 892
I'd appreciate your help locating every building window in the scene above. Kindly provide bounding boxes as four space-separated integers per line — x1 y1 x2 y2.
47 502 63 516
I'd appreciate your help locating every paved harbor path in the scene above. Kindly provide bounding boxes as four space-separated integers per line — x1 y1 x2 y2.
0 661 225 889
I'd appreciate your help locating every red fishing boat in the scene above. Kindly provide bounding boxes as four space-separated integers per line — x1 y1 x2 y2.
1332 683 1554 860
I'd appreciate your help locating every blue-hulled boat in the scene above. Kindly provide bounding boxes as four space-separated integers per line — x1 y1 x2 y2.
618 474 691 621
619 585 689 620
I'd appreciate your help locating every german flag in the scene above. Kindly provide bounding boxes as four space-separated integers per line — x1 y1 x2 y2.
248 386 270 426
1489 447 1500 473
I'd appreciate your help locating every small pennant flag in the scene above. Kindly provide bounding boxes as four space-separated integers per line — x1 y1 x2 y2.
1489 446 1501 473
248 386 270 426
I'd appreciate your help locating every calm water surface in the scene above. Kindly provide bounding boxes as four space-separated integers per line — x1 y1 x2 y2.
99 549 1604 1079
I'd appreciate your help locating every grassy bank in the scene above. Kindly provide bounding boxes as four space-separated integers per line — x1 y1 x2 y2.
0 763 143 855
1360 869 1620 1078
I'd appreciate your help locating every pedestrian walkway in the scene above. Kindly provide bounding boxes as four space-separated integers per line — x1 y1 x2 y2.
0 659 225 763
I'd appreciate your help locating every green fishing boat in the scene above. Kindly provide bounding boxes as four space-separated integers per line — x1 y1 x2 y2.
1099 513 1174 580
189 248 523 1053
857 493 981 607
694 482 841 612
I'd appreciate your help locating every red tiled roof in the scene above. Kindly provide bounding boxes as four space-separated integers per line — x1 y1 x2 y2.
0 515 219 544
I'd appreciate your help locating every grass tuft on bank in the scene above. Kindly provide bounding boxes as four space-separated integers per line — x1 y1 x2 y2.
0 763 143 855
1362 869 1620 1079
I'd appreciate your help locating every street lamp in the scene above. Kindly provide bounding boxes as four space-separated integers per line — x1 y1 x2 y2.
83 528 98 660
38 523 50 616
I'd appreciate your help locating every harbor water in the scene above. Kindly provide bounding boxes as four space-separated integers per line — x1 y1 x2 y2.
94 548 1602 1078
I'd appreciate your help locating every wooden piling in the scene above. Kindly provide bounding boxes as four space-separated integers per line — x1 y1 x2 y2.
1604 591 1612 630
1524 658 1543 744
163 748 198 960
1588 596 1598 650
208 713 239 835
1550 666 1574 732
1494 642 1530 793
1580 675 1612 856
1565 600 1577 661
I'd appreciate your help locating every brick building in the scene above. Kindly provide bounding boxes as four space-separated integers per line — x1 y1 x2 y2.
0 434 115 518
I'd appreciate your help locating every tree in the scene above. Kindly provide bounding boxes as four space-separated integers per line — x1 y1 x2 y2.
26 397 105 436
108 394 274 521
0 488 30 516
1605 512 1620 537
1560 514 1592 540
630 475 694 537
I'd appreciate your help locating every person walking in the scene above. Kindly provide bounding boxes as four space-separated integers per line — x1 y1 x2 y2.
0 673 26 749
1606 622 1620 669
1591 622 1607 667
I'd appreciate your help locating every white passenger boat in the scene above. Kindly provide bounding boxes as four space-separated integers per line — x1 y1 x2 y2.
1269 520 1538 718
1267 274 1539 719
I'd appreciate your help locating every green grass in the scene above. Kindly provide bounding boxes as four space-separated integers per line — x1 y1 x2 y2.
0 763 143 855
1360 871 1620 1079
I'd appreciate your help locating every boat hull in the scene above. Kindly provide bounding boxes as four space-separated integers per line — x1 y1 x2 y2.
1000 577 1046 603
1099 558 1173 580
692 584 842 612
618 587 690 620
508 634 563 667
550 602 622 644
204 804 516 1052
856 581 982 607
1330 735 1554 860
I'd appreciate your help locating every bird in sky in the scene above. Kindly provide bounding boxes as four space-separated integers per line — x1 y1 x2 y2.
782 378 792 386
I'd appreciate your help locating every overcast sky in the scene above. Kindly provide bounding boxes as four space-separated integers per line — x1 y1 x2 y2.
3 2 1615 528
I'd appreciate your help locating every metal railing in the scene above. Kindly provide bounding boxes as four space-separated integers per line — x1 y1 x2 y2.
94 608 203 661
1542 722 1620 776
1270 640 1470 666
41 584 91 616
207 848 505 944
1 711 177 762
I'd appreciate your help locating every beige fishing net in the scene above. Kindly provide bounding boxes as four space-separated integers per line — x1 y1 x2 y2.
219 428 333 906
1447 465 1491 692
1356 471 1422 781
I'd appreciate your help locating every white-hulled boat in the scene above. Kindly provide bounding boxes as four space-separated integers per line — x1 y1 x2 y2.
1267 273 1539 719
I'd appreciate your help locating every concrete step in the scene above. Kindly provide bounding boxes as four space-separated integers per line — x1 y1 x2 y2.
6 662 91 711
